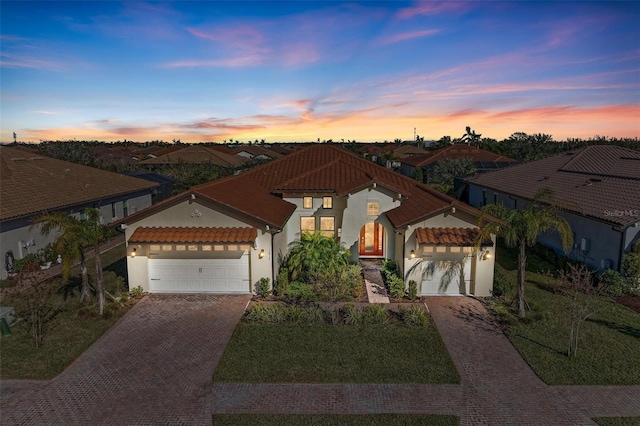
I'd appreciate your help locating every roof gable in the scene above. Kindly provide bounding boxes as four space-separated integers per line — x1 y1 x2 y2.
403 144 516 167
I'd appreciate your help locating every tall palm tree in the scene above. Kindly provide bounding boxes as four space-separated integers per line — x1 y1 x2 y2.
33 211 92 301
476 188 573 317
33 208 112 314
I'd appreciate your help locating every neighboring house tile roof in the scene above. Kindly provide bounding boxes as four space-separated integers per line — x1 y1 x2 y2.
389 145 429 159
402 144 516 167
141 145 247 167
416 227 492 246
465 145 640 227
120 145 493 231
231 146 282 159
129 226 257 243
0 145 158 221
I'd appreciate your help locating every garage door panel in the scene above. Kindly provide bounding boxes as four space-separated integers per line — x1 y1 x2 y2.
149 255 249 293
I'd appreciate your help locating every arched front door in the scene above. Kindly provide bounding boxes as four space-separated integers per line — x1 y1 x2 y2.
359 222 384 257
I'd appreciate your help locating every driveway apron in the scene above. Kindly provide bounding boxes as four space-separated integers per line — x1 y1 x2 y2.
1 294 250 425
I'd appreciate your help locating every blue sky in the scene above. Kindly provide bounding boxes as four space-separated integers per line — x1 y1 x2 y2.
1 1 639 143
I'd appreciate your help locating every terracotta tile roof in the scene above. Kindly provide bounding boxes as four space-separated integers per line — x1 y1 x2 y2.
129 226 257 243
231 146 282 159
0 146 158 221
141 145 247 167
416 227 492 246
402 144 516 167
121 144 494 231
466 145 640 226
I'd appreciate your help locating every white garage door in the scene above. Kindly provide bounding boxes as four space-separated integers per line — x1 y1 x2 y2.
421 260 471 295
148 255 250 293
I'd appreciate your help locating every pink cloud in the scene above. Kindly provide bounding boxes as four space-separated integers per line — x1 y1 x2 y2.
396 2 471 19
376 29 441 46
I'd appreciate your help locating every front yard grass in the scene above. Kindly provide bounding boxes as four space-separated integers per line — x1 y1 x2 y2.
594 418 640 426
0 243 136 380
212 414 459 425
492 242 640 385
214 322 460 384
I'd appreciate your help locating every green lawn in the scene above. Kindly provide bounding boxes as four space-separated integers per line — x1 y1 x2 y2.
212 414 459 425
492 242 640 385
214 323 460 384
594 418 640 426
0 243 136 380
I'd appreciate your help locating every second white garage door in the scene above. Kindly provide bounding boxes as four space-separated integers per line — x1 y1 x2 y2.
148 256 250 293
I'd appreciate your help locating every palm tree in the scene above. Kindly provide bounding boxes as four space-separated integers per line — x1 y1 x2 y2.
33 208 112 314
33 211 92 301
476 188 573 317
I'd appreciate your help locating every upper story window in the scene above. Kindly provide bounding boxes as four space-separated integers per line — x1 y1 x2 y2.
303 196 313 209
323 196 333 209
367 200 380 216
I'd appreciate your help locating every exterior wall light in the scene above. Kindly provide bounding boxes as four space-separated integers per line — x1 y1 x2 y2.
130 248 137 258
482 250 492 260
258 249 265 259
410 249 416 259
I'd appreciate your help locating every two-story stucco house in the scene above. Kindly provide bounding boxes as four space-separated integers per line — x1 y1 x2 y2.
118 145 497 296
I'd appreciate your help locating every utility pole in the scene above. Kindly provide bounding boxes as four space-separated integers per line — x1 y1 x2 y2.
414 127 416 141
13 132 17 144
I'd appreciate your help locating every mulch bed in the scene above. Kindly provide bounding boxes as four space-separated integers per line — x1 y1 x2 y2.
614 294 640 313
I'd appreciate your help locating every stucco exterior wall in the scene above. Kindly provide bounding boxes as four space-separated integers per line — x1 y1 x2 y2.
401 210 495 296
281 187 401 263
0 192 152 279
123 199 272 293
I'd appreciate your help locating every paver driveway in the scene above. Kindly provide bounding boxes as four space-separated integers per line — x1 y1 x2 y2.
1 294 250 425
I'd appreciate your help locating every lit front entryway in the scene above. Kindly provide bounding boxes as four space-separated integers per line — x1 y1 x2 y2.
148 256 250 293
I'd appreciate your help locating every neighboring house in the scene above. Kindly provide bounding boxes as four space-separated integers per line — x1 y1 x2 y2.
141 145 247 168
463 145 640 272
231 146 282 161
118 145 497 296
123 172 177 203
400 144 518 183
374 144 428 169
0 145 158 279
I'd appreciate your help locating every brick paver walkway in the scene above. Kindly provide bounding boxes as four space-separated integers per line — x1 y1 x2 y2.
3 294 639 424
1 294 250 425
211 296 640 425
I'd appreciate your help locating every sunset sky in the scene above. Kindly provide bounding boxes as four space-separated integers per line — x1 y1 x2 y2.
1 1 639 143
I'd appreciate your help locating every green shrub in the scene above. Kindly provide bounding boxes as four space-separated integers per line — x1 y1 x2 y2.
408 280 418 300
382 259 399 275
303 305 325 324
129 286 144 297
399 305 429 327
387 275 406 298
287 281 314 302
362 304 388 324
245 302 272 323
11 253 42 273
286 305 305 324
623 245 640 292
275 267 289 296
598 269 626 296
255 277 271 298
341 303 363 325
492 270 513 298
342 264 363 298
